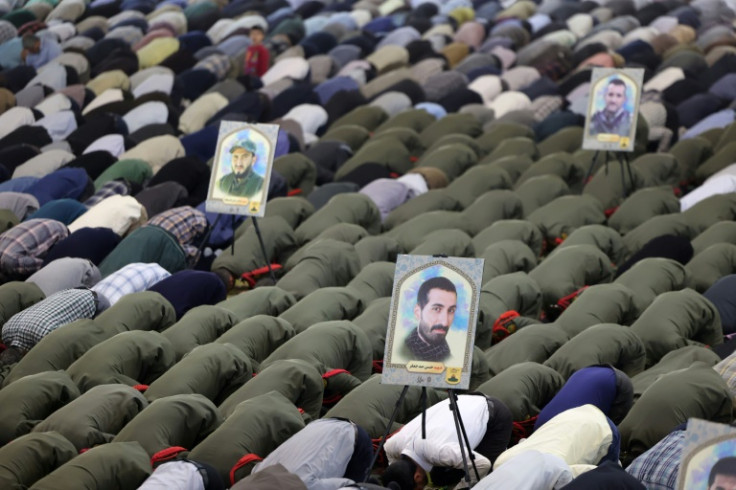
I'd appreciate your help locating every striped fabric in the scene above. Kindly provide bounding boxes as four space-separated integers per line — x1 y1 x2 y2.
0 218 68 276
625 429 685 490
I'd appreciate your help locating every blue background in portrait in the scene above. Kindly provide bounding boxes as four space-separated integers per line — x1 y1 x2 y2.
683 439 736 489
221 130 269 177
398 264 471 334
592 75 637 114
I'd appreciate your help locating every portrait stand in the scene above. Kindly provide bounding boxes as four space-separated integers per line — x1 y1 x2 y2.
191 213 277 284
250 215 277 283
363 387 480 488
364 254 480 488
584 150 635 198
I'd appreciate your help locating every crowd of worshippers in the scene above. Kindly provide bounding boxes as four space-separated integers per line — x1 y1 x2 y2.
104 365 717 489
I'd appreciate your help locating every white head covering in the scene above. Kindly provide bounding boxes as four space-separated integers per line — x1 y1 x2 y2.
491 45 517 70
46 22 77 42
474 451 573 490
12 149 76 178
33 110 78 142
469 75 504 104
350 9 373 28
488 91 532 118
106 25 144 45
54 52 90 79
132 73 174 99
261 58 311 86
138 461 205 490
62 35 95 51
566 13 593 38
178 92 229 135
649 15 679 34
68 195 145 235
82 89 125 116
621 26 658 45
83 134 127 157
283 104 328 136
370 92 413 118
501 66 540 92
0 107 36 139
122 101 169 134
643 67 685 92
0 192 40 221
27 63 68 91
35 93 72 116
118 135 185 174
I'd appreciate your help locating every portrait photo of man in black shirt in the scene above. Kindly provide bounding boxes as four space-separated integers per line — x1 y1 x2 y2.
403 276 458 362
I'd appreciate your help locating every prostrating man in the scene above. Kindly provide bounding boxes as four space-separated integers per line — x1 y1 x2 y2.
0 287 108 365
0 218 69 279
21 33 61 69
382 394 512 489
534 365 634 431
249 417 373 489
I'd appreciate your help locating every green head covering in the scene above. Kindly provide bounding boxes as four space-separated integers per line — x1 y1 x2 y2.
231 140 256 154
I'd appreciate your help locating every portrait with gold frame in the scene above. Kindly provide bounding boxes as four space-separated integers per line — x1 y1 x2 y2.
205 121 278 218
382 255 484 390
676 419 736 490
582 67 644 153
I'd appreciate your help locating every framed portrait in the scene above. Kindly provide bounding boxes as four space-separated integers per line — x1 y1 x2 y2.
582 67 644 153
205 121 279 218
676 419 736 490
382 255 484 390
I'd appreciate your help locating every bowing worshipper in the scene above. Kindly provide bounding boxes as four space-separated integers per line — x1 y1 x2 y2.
0 218 68 279
473 450 574 490
244 26 270 78
359 167 449 221
250 417 373 489
84 181 131 208
24 168 93 206
135 182 190 219
681 164 736 211
0 191 39 220
0 431 78 488
382 394 513 489
21 33 61 70
231 464 308 490
534 365 634 431
625 424 686 490
147 270 227 320
42 227 121 266
97 207 206 276
27 198 88 226
0 287 109 365
28 442 152 490
559 461 645 489
704 275 736 335
490 405 621 482
137 460 226 490
619 362 731 466
25 257 101 296
614 235 694 279
93 262 171 305
146 206 209 263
